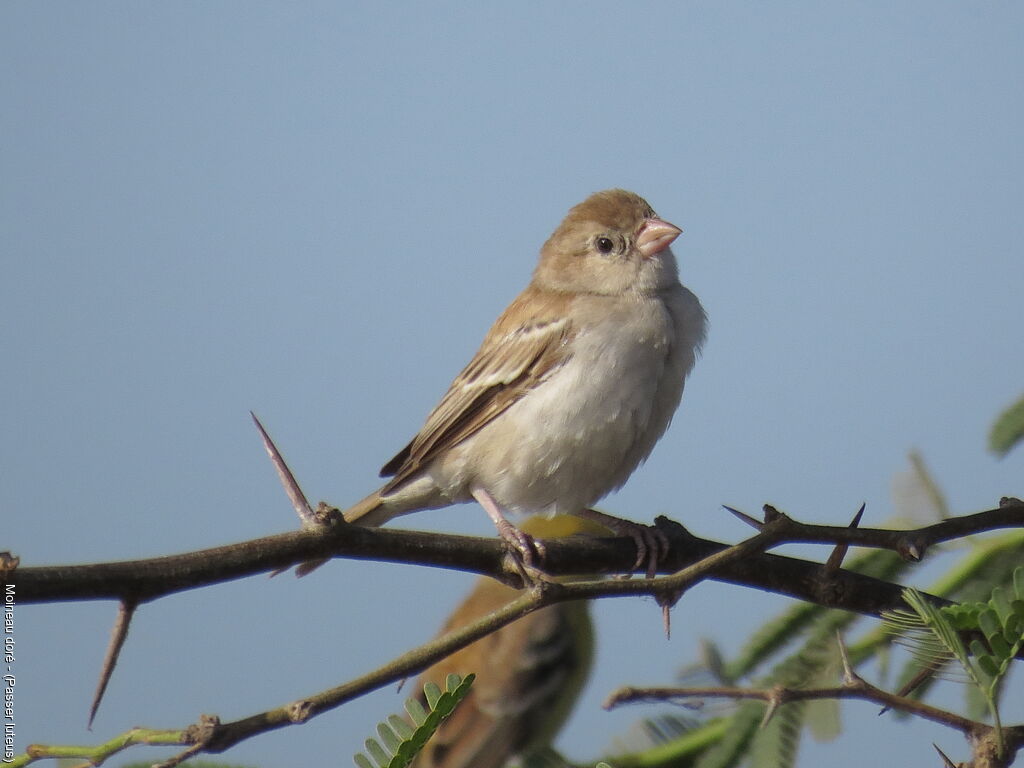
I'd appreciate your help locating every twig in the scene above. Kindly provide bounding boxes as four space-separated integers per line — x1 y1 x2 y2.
12 727 186 768
186 526 782 754
604 634 1024 768
604 679 981 730
719 501 1024 561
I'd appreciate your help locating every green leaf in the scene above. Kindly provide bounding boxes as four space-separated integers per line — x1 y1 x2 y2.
990 587 1015 625
805 658 842 743
353 673 475 768
1004 614 1022 643
377 722 401 754
898 449 950 520
445 672 463 691
692 701 762 768
701 637 732 685
1008 612 1023 639
388 714 415 741
1011 599 1024 621
365 737 390 767
404 698 428 727
979 609 1003 643
805 697 841 743
942 602 983 630
968 639 995 683
988 634 1012 662
989 393 1024 456
750 700 804 768
976 653 1000 680
423 681 443 709
1014 566 1024 599
933 534 1024 606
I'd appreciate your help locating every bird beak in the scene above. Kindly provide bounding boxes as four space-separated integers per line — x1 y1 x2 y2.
636 218 682 258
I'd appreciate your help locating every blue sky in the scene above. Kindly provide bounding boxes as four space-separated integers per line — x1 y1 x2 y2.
3 3 1022 767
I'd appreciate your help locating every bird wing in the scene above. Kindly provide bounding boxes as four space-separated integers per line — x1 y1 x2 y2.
380 289 574 491
413 582 592 768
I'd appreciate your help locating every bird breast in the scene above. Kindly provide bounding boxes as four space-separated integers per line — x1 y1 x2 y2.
434 286 704 515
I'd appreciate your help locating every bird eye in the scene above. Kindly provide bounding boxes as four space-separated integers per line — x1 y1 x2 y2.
596 236 614 254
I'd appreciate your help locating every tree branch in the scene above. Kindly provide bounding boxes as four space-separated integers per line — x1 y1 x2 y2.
606 684 1024 768
8 504 1023 623
728 499 1024 561
18 527 778 764
12 506 1024 767
604 633 1024 768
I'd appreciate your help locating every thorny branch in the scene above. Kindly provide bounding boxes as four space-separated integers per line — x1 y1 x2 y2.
604 635 1024 768
9 502 1024 612
11 524 780 766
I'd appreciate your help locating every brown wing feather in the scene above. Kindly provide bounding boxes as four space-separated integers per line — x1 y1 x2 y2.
380 289 574 491
412 581 587 768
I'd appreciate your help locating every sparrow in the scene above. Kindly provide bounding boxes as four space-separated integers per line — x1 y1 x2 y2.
411 516 598 768
344 188 706 576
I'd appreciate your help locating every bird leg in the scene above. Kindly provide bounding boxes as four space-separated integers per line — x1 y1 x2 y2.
576 508 669 579
472 488 547 575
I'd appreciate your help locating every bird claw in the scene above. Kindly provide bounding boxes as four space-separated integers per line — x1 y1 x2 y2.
473 487 551 583
577 509 669 579
495 518 548 581
621 521 669 580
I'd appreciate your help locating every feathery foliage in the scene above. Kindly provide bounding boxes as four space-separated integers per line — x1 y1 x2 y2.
988 392 1024 457
881 569 1024 756
352 673 475 768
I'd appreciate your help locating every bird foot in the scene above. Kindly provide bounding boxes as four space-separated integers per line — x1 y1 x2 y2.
473 487 549 583
494 517 549 583
578 509 669 579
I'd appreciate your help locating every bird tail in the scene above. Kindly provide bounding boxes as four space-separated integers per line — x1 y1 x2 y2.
343 489 395 527
291 481 442 575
